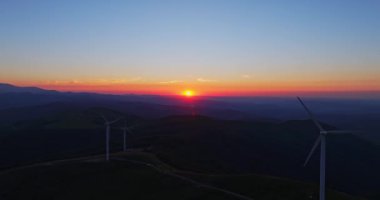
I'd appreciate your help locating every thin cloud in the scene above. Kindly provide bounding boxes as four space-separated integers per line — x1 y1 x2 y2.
241 74 251 79
159 80 184 84
197 78 217 82
128 77 142 82
46 80 83 85
96 78 143 84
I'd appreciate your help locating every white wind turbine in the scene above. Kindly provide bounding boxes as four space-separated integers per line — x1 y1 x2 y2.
297 97 360 200
120 120 133 152
119 121 145 152
121 124 128 152
101 115 122 161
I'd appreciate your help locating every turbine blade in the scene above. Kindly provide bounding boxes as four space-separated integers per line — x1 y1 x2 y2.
326 130 363 135
297 97 325 131
124 121 147 134
304 136 321 167
128 121 146 130
109 117 122 124
126 126 134 134
100 114 108 123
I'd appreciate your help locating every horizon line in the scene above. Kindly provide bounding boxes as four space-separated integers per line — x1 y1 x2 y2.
1 82 380 100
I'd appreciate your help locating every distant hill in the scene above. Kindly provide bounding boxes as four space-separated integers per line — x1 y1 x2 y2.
0 83 275 121
0 83 56 94
1 83 379 142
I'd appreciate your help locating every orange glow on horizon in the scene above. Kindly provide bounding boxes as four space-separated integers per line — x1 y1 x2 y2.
4 79 380 98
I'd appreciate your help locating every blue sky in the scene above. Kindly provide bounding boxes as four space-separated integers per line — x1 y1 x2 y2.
0 0 379 95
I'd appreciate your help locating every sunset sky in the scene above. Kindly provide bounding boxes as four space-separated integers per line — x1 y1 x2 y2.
1 0 379 96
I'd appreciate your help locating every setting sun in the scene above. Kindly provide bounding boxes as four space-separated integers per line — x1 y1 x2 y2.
182 90 194 97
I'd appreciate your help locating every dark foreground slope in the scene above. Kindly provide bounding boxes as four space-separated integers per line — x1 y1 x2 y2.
129 116 380 198
0 152 361 200
0 105 378 199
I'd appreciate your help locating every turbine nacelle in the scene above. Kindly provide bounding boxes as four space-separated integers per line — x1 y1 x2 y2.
320 131 328 135
101 115 122 125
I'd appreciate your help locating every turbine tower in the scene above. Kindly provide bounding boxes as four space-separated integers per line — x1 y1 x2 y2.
101 115 122 161
119 121 142 152
122 125 127 152
297 97 359 200
120 120 131 152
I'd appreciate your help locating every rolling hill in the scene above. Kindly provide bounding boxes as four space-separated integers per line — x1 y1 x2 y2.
0 83 379 199
0 151 363 200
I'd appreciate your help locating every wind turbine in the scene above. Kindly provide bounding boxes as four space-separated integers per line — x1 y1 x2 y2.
297 97 360 200
121 124 127 152
120 120 133 152
101 115 122 161
118 120 143 152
